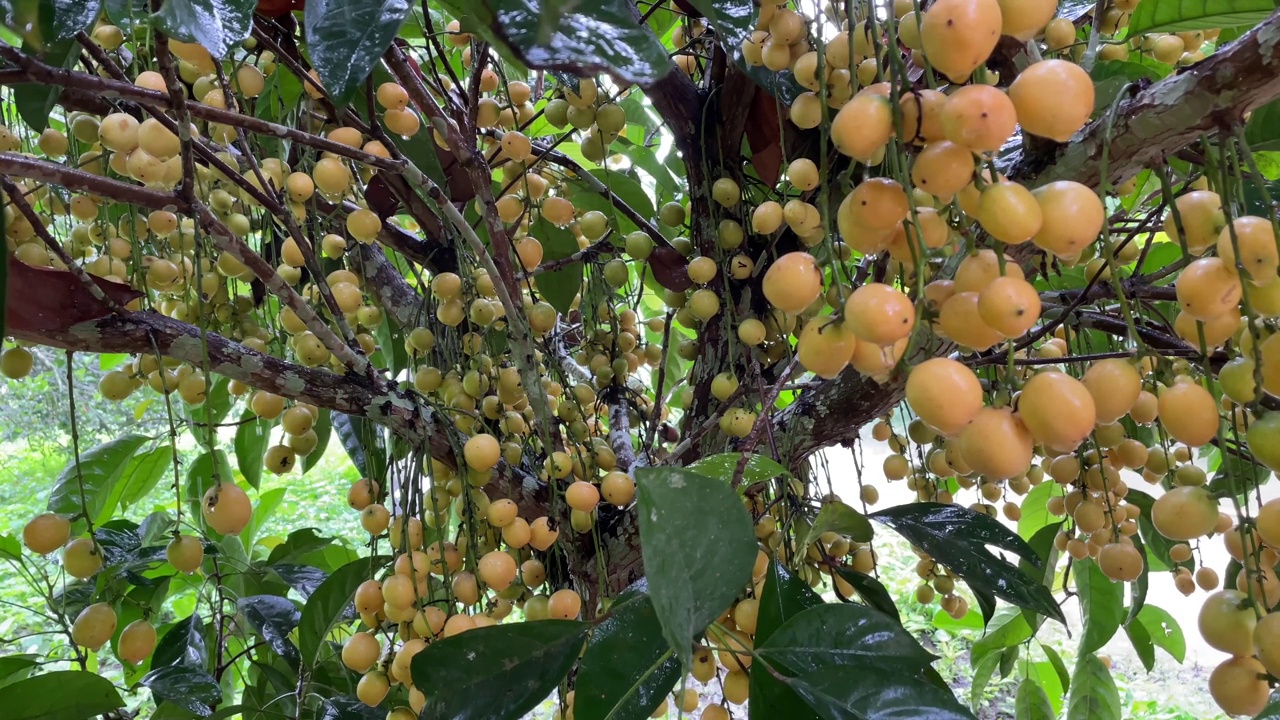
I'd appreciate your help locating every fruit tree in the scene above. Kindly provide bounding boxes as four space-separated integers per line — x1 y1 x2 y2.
5 0 1280 718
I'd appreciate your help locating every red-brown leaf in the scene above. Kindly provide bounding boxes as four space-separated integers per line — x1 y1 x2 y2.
4 256 142 335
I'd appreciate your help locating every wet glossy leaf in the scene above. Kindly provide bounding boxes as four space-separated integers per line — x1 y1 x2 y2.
575 595 681 720
1128 0 1275 35
971 606 1033 672
687 452 790 486
410 620 590 720
45 0 101 39
831 567 901 624
332 413 386 482
140 665 221 716
749 562 824 720
783 666 976 720
802 501 874 546
471 0 673 86
233 413 272 490
14 39 77 133
151 0 255 58
757 603 935 675
303 0 411 107
871 503 1064 623
47 434 149 523
153 612 208 669
271 564 329 600
1065 653 1120 720
237 595 302 669
0 670 125 720
1256 699 1280 719
635 466 757 666
1015 678 1056 720
1076 559 1124 655
298 555 389 668
679 0 755 49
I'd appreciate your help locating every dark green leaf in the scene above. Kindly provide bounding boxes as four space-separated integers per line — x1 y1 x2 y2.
831 567 900 624
574 595 681 720
153 612 208 669
1209 445 1271 497
687 452 790 486
783 666 976 720
268 528 335 566
1076 559 1125 655
473 0 673 86
0 655 38 685
871 503 1064 623
302 409 331 474
271 564 329 600
1255 699 1280 719
756 603 935 676
47 434 149 522
802 501 874 546
233 413 272 490
304 0 411 107
298 555 389 668
1040 642 1071 695
1128 0 1276 35
1125 615 1156 672
635 466 757 666
969 651 1000 712
45 0 101 40
1015 679 1056 720
1245 99 1280 153
140 665 221 716
410 620 590 720
0 670 125 720
151 0 255 58
119 445 175 508
679 0 755 49
756 561 823 646
530 214 582 314
1065 653 1120 720
237 595 301 669
105 0 150 29
1134 604 1185 663
331 413 386 482
189 375 233 440
971 606 1032 670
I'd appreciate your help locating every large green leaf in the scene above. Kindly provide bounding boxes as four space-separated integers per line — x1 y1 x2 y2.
0 670 125 720
1065 653 1120 720
304 0 412 107
788 669 975 720
233 413 273 490
1127 0 1277 35
756 603 936 676
574 595 681 720
749 562 824 720
44 0 101 40
410 620 590 720
1128 604 1185 668
679 0 755 49
530 214 583 314
635 466 758 666
801 500 874 547
331 412 386 482
1245 99 1280 153
14 39 77 135
685 452 789 486
297 555 389 668
140 665 222 716
1015 678 1056 720
970 606 1032 670
1016 481 1063 541
459 0 674 86
832 567 901 624
237 595 302 669
47 434 149 522
302 409 331 475
152 612 208 668
151 0 256 58
871 503 1064 623
118 445 175 508
1075 559 1125 655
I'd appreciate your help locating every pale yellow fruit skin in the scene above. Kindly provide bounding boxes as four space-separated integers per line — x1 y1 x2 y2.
72 602 118 650
1009 60 1095 142
921 0 1003 83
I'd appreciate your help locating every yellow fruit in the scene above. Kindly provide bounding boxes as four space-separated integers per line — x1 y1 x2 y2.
1098 542 1144 582
202 482 252 535
1164 191 1224 254
911 140 975 200
941 85 1018 154
1081 358 1142 424
22 513 70 554
959 407 1034 480
464 433 501 472
548 589 583 619
920 0 1003 83
1218 215 1279 285
72 602 117 650
843 179 910 233
1156 379 1218 447
1008 60 1094 142
0 346 34 379
118 619 157 664
63 537 103 578
978 181 1042 244
899 89 948 144
166 535 204 573
1255 612 1280 677
831 89 893 162
844 283 915 346
939 291 1004 351
906 358 983 436
1209 656 1270 717
796 318 857 379
478 550 518 591
357 671 390 707
1017 371 1097 453
1151 485 1219 540
762 252 822 313
996 0 1056 40
977 275 1040 337
1176 257 1241 321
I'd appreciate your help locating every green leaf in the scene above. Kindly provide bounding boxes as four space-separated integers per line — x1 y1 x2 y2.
1040 642 1071 696
574 595 681 720
871 503 1064 623
756 603 936 676
802 501 874 547
469 0 673 86
1245 99 1280 152
687 452 790 486
113 444 174 517
970 651 1000 712
1134 604 1185 663
140 665 222 716
1127 0 1276 35
831 567 901 623
1256 700 1280 719
331 412 386 482
302 409 331 474
153 612 208 668
45 0 102 40
783 666 976 720
679 0 756 49
184 450 233 527
1125 614 1156 672
971 606 1032 669
243 486 286 551
635 466 758 666
410 620 590 720
237 595 301 669
47 434 149 522
104 0 150 30
188 375 233 442
233 413 273 490
530 214 583 314
1015 679 1056 720
1065 653 1120 720
0 670 125 720
14 39 78 134
1016 481 1063 541
1076 558 1125 655
298 555 389 668
304 0 412 107
756 560 823 646
151 0 255 58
